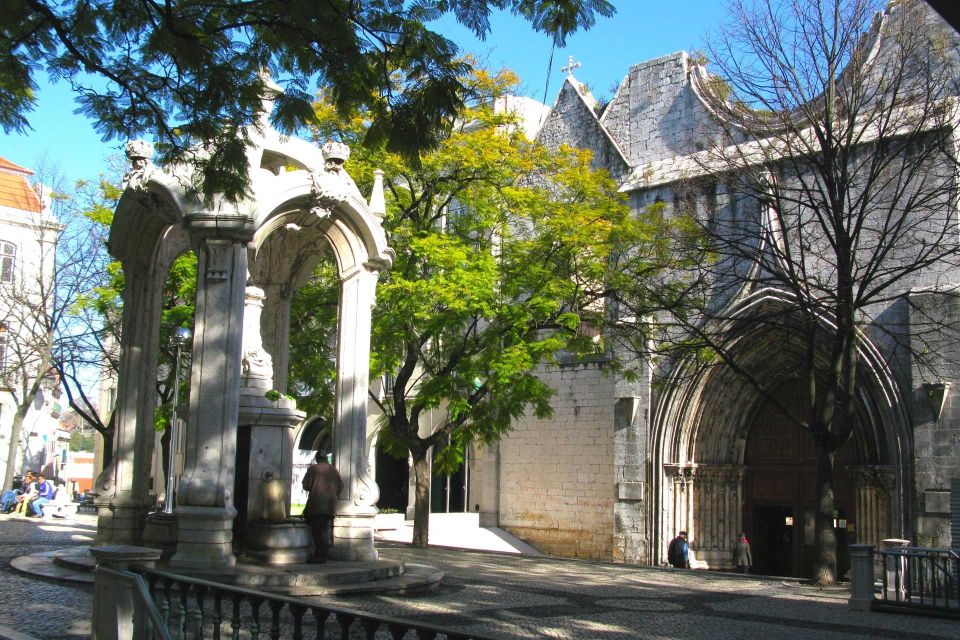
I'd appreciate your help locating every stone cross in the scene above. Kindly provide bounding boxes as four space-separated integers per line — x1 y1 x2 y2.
562 55 581 77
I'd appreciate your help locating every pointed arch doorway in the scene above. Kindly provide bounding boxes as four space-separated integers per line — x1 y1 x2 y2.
742 384 857 578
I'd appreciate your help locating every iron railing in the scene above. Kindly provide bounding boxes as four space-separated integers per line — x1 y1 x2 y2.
132 564 505 640
878 546 960 613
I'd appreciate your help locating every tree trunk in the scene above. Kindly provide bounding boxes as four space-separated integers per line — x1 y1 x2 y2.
411 451 431 547
2 405 31 490
812 438 838 585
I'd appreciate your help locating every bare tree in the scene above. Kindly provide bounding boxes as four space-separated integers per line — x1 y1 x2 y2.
611 0 960 584
0 168 120 490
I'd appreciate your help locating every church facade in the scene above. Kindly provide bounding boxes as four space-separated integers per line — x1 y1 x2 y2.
465 1 960 577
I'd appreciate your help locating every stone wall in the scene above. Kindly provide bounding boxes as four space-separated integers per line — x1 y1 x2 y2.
908 290 960 548
498 358 616 559
599 52 719 168
536 79 629 179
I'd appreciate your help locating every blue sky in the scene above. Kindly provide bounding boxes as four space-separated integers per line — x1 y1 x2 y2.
0 2 728 184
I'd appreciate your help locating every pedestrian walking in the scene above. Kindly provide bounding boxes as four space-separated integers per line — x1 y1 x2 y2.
733 532 752 573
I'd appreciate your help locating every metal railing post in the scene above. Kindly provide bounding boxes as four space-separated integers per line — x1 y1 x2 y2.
848 544 876 611
881 538 910 603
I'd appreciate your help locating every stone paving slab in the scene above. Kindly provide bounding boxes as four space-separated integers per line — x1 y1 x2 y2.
1 514 958 639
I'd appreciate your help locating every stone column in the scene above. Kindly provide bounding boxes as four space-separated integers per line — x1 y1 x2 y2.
170 217 252 569
330 266 381 561
94 266 162 544
691 464 744 570
849 467 894 545
260 283 293 394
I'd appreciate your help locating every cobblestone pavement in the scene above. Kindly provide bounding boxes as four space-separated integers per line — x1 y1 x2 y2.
0 513 96 639
1 516 959 639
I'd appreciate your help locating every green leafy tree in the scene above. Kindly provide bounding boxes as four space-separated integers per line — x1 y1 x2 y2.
68 427 95 452
4 1 613 202
77 189 197 484
292 66 680 546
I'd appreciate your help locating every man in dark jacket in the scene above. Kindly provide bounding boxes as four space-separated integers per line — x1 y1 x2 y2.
668 531 690 568
302 451 342 563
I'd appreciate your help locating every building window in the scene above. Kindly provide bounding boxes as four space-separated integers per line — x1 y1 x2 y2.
0 242 15 284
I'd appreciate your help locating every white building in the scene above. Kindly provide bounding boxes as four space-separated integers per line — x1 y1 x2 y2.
0 157 64 482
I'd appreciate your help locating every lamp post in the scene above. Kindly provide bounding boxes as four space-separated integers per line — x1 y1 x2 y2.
163 326 191 515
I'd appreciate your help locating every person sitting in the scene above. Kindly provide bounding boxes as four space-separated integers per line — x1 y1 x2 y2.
0 471 34 513
28 473 55 518
13 474 39 515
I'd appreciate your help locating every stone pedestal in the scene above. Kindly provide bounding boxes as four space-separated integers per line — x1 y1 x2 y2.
95 504 150 546
245 521 312 564
141 512 178 560
238 390 305 524
848 544 876 611
331 510 379 561
170 505 238 569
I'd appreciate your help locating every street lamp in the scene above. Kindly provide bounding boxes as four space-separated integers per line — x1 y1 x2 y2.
163 326 191 515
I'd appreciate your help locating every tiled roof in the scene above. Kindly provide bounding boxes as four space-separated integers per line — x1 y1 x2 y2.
0 156 42 213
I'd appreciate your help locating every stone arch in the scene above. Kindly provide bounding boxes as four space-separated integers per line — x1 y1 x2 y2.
650 288 911 571
100 133 393 565
94 173 197 544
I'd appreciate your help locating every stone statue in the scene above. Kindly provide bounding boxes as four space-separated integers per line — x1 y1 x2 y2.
308 141 357 215
240 283 274 385
122 140 156 193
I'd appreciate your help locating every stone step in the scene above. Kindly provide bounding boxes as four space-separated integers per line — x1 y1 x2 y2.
260 563 443 597
19 547 441 597
191 559 406 588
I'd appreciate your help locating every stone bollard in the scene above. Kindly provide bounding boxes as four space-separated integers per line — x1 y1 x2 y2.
90 545 163 640
848 544 875 611
881 538 910 603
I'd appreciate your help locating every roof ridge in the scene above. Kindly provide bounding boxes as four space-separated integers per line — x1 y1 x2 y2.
0 156 35 176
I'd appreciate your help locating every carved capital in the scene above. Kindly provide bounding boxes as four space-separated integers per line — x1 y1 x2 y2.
203 239 232 282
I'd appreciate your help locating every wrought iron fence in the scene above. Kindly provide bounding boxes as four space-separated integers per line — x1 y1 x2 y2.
129 564 505 640
878 546 960 613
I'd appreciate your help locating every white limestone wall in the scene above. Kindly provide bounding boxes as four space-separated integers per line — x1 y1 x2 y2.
498 359 616 559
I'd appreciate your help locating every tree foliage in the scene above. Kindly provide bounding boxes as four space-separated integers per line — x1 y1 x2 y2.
3 0 614 202
287 64 683 545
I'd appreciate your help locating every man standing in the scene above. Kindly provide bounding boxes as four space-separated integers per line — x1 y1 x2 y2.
668 531 690 569
733 532 752 574
302 451 342 563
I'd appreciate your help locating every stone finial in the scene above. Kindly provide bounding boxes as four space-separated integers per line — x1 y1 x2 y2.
257 69 283 127
562 55 582 77
122 139 156 193
322 141 351 170
369 169 386 220
126 139 154 162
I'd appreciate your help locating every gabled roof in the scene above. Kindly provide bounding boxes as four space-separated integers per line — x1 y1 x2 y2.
0 156 42 213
